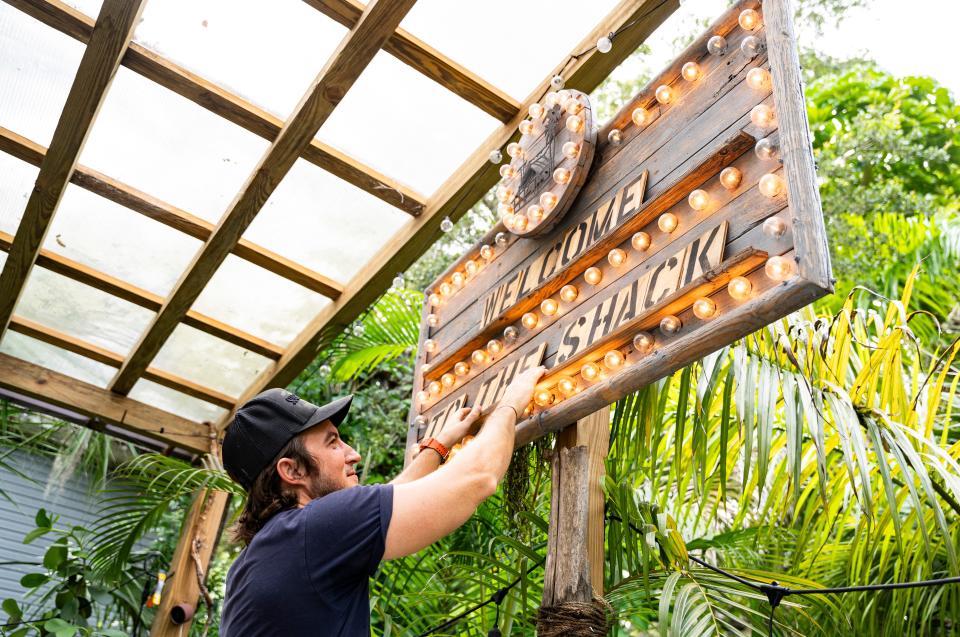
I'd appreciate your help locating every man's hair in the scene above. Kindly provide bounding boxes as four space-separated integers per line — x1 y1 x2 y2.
231 434 317 545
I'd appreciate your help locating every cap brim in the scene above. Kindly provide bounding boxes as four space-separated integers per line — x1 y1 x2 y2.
300 394 353 431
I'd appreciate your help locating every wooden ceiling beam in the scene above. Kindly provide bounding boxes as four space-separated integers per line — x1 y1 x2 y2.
0 0 147 340
303 0 520 122
0 126 343 299
217 0 680 427
3 0 426 216
108 0 420 396
0 230 285 360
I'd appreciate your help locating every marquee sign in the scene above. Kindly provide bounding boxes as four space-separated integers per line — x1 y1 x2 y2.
406 0 831 457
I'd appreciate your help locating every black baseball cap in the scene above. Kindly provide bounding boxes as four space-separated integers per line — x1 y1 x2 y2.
222 389 353 490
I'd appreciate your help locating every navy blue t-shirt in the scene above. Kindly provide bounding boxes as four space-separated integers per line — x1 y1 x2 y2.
221 484 393 636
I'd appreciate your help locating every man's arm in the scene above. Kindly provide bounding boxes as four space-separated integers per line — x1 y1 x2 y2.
382 366 544 560
390 406 481 485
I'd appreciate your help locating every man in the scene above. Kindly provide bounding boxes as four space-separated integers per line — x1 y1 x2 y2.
219 365 544 636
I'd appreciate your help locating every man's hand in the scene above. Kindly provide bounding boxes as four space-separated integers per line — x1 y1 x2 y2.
498 366 546 416
437 405 481 449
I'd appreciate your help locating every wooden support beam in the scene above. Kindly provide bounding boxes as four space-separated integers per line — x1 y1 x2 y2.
0 230 285 360
0 126 344 299
303 0 520 122
108 0 420 396
3 0 426 216
0 352 210 452
150 489 230 637
0 0 146 339
216 0 680 429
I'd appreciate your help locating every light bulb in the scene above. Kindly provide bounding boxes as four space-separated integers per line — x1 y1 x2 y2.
693 297 717 319
545 91 560 108
487 339 503 355
428 292 441 306
608 248 627 267
503 325 518 343
658 212 678 233
655 85 673 104
565 97 584 115
535 389 555 406
741 35 763 56
580 362 600 381
527 204 544 223
746 67 772 91
632 231 651 251
489 150 502 164
603 349 625 369
562 141 580 159
540 191 559 210
499 164 515 179
688 189 709 211
755 137 778 161
557 376 577 397
498 203 514 219
439 282 452 296
551 74 565 89
506 142 524 159
454 361 470 376
608 128 622 145
452 272 465 288
633 331 655 353
522 312 539 330
720 166 742 190
392 274 404 289
441 217 454 232
660 315 682 334
540 298 559 316
560 284 579 303
513 214 529 232
596 35 612 53
566 114 584 133
763 216 787 238
529 103 545 120
523 120 539 136
738 8 761 30
632 107 650 126
428 380 442 396
728 276 752 300
750 104 776 129
417 390 430 404
441 373 455 388
465 259 478 276
472 349 489 366
707 34 727 56
681 61 701 81
427 313 439 327
765 255 794 281
495 232 509 247
557 89 571 103
553 167 571 185
585 267 603 285
414 415 427 428
496 185 514 202
759 173 786 197
480 244 494 261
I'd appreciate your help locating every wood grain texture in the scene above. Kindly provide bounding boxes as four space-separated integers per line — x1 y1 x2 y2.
4 0 426 216
108 0 419 396
303 0 520 122
0 127 344 298
542 445 592 607
0 0 146 339
0 352 210 452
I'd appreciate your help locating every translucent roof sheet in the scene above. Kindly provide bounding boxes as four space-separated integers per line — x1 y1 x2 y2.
79 66 270 223
129 378 228 424
0 5 84 147
244 158 411 285
0 153 38 236
316 51 501 194
0 330 115 388
133 0 349 120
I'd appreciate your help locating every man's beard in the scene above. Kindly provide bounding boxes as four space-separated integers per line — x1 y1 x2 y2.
304 471 346 500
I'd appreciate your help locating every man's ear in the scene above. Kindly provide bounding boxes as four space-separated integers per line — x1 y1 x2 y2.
276 457 308 487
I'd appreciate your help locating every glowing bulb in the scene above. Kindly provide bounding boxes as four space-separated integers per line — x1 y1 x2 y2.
496 185 514 202
707 35 727 56
564 97 584 115
519 119 536 136
513 214 529 232
557 89 571 103
522 312 539 330
439 282 452 296
427 313 439 327
688 189 709 211
441 373 455 388
762 216 787 239
451 271 464 287
660 315 682 334
499 164 515 179
417 390 429 404
465 259 478 277
489 150 502 164
658 212 679 233
603 349 625 370
503 325 518 343
741 35 763 56
540 298 559 316
529 103 545 119
540 191 559 210
553 167 571 185
739 8 761 30
506 142 524 159
632 107 650 126
551 75 565 89
487 339 503 355
755 137 778 161
765 255 794 281
527 204 544 224
608 248 627 267
560 284 579 303
562 141 580 159
557 376 577 397
585 267 603 285
428 380 442 395
580 362 600 381
681 61 701 81
495 232 509 247
596 35 612 53
428 292 441 306
759 173 786 197
545 91 560 108
720 166 742 190
655 85 673 104
454 361 470 376
633 331 655 353
728 276 752 300
750 104 776 129
607 128 622 145
472 349 489 366
746 67 772 91
414 415 427 428
693 297 717 319
632 231 651 252
420 362 430 373
480 244 494 261
534 388 555 406
566 115 584 133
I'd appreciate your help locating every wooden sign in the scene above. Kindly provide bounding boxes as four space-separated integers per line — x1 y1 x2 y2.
406 0 831 457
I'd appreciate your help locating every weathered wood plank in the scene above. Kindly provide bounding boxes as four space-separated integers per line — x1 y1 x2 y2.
542 444 592 607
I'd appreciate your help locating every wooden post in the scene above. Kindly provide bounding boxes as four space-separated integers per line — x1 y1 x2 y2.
150 489 230 637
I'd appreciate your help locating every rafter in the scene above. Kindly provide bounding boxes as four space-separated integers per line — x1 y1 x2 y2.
218 0 680 427
108 0 420 396
302 0 520 122
3 0 427 216
0 0 146 340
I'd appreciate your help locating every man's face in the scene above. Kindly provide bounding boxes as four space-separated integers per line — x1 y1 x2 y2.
300 420 362 493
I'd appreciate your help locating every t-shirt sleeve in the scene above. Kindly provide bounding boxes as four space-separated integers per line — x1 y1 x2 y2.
303 484 394 582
